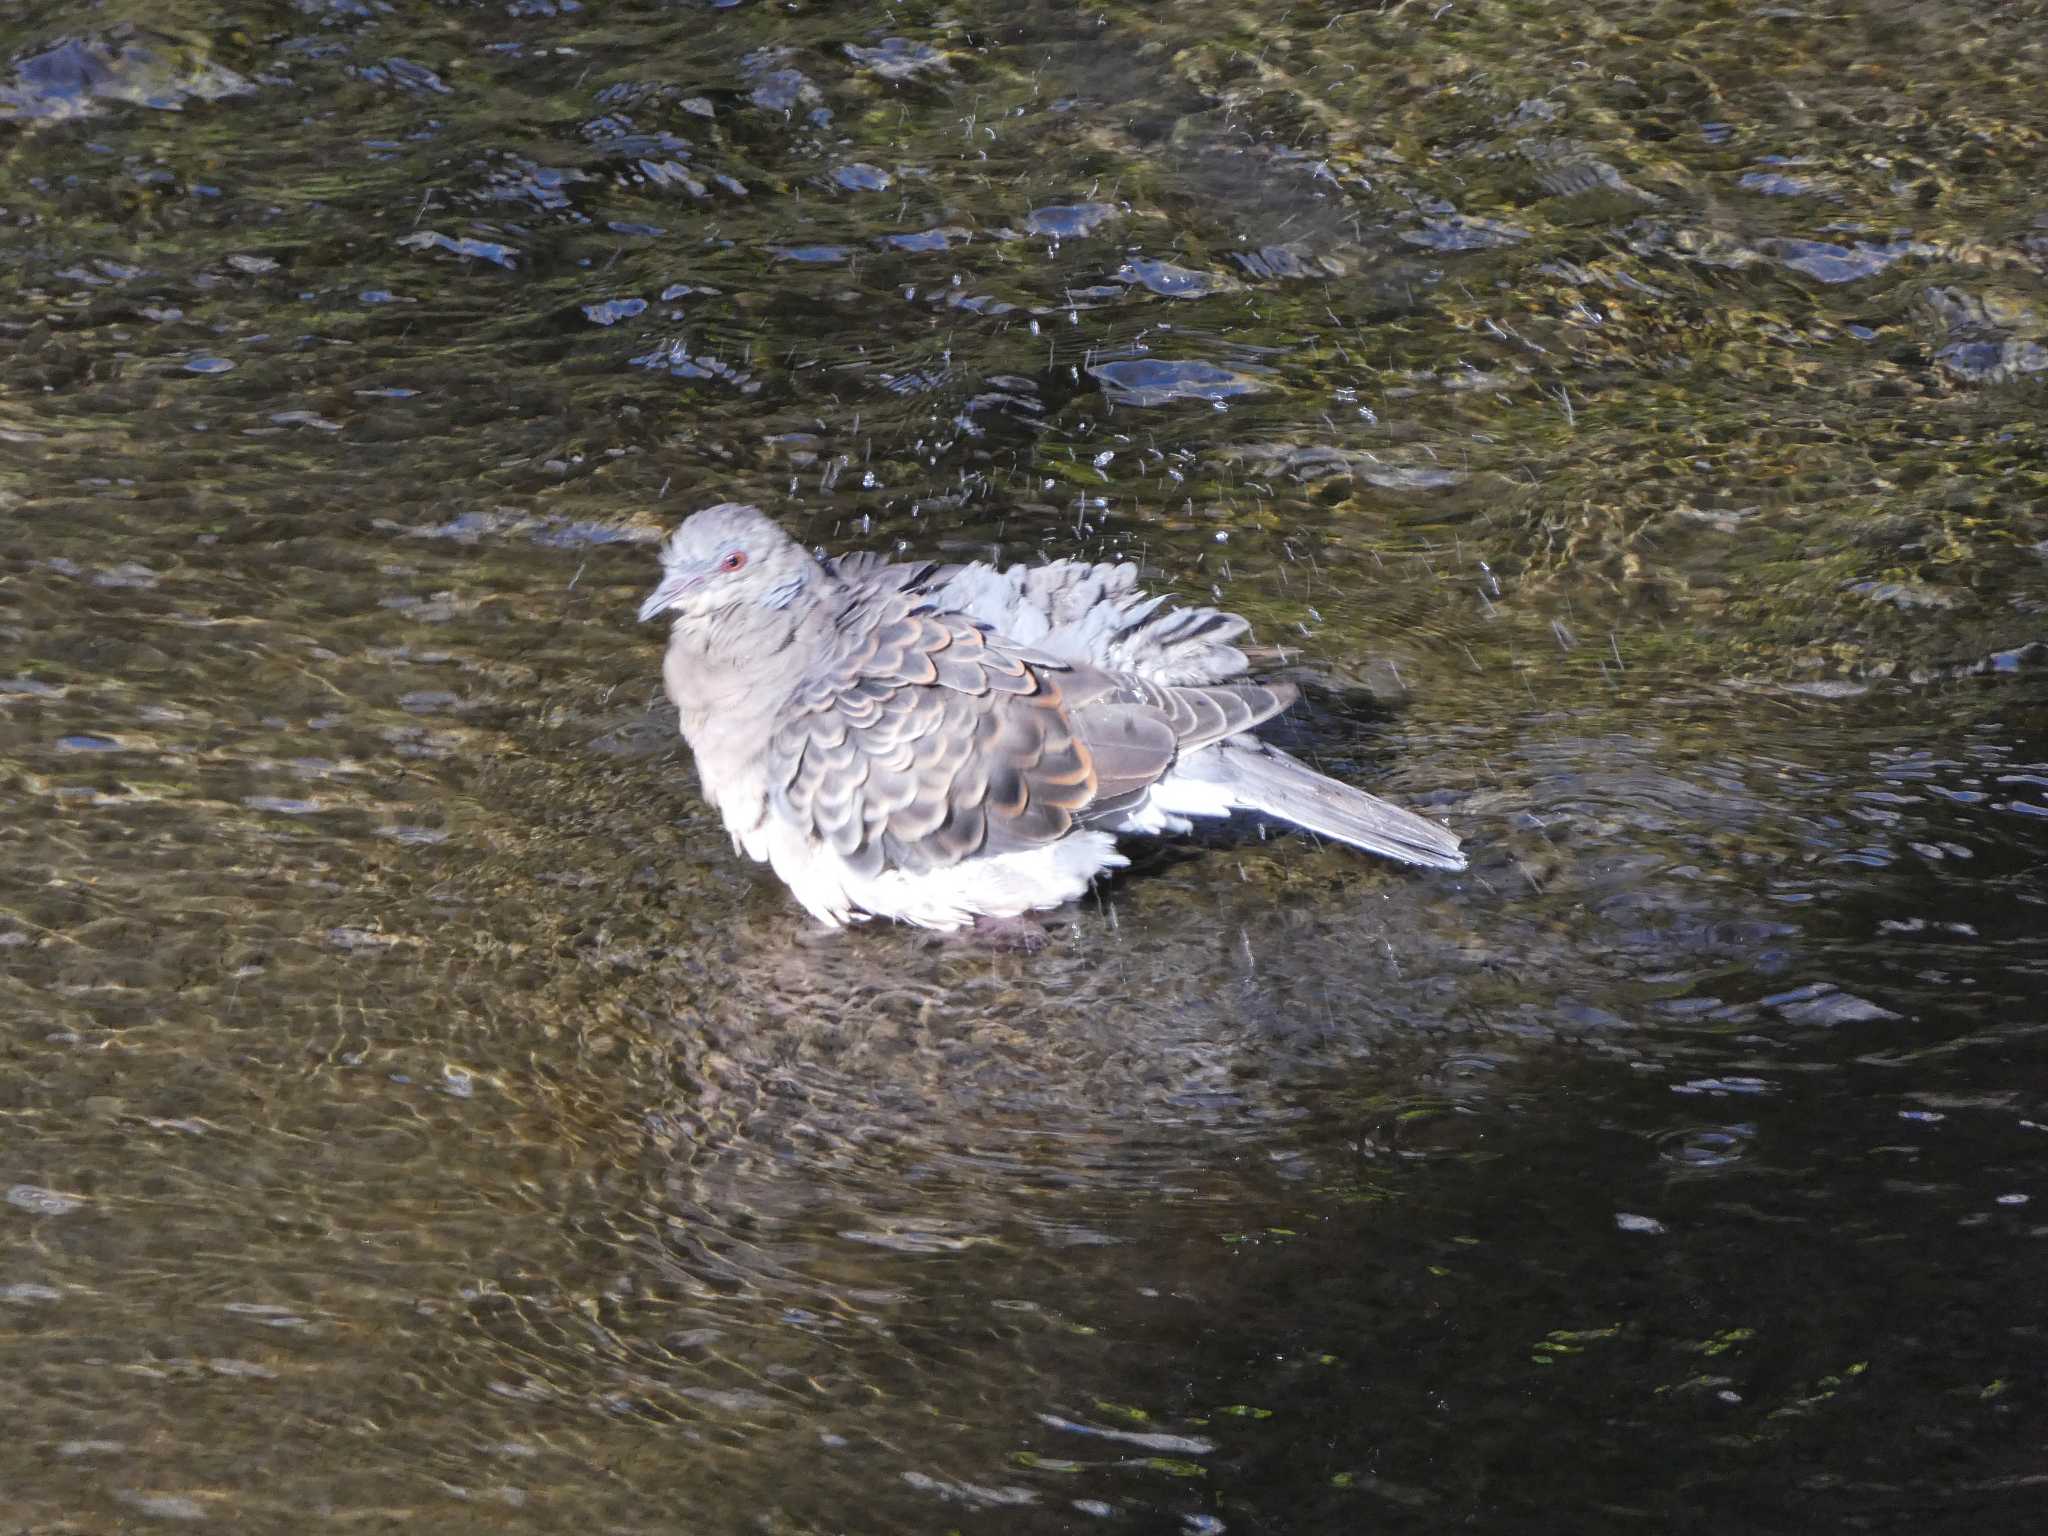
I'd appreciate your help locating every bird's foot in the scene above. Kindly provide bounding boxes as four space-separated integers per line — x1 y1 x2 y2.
954 913 1052 953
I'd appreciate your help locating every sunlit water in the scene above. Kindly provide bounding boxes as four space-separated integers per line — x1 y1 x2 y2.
3 0 2045 1530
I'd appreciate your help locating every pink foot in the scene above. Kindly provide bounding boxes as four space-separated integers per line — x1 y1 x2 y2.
960 913 1052 952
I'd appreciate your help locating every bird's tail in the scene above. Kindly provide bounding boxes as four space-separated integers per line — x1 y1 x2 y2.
1199 739 1466 870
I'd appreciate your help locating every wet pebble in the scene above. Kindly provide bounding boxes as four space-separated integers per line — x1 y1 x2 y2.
1361 465 1467 491
879 226 969 252
845 39 951 80
242 793 324 815
7 1184 83 1216
747 68 821 114
380 57 451 95
2 33 253 121
1935 337 2048 383
1089 359 1263 406
1764 983 1902 1025
399 690 465 713
326 926 406 951
1229 243 1341 280
1025 202 1118 238
1671 1076 1772 1097
383 825 449 844
582 296 647 326
1764 237 1929 284
1848 580 1956 611
1525 142 1657 202
223 1302 309 1328
1739 168 1829 198
115 1490 207 1520
207 1358 278 1379
628 341 761 392
1400 216 1530 252
397 231 519 269
833 162 892 192
1036 1414 1214 1454
1118 258 1231 298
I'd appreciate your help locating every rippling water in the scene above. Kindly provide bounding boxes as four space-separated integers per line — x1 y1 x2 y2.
3 0 2045 1530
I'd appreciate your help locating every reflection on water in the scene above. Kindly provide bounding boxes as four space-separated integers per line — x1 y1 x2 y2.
3 0 2046 1529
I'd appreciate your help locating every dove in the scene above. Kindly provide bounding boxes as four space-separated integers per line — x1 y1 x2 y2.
638 503 1464 931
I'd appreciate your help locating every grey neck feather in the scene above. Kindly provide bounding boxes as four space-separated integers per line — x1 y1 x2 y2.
664 566 837 729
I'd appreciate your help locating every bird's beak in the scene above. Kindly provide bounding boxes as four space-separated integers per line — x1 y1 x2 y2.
638 566 698 623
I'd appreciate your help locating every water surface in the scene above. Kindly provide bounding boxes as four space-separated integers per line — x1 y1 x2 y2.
3 0 2045 1531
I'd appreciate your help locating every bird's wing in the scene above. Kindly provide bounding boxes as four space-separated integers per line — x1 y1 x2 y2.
823 549 956 597
767 591 1292 877
830 548 1256 686
1067 671 1295 814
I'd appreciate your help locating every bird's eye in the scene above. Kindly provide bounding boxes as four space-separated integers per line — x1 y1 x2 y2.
718 550 747 573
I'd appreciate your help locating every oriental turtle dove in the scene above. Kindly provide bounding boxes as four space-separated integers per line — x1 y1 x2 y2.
639 503 1463 929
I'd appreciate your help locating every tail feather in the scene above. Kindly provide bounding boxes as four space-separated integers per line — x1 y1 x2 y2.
1201 740 1466 871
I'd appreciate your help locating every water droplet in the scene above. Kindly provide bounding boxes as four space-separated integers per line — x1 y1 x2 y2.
1657 1126 1753 1169
7 1185 83 1216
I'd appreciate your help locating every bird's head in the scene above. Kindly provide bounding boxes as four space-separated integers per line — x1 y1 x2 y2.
637 503 822 625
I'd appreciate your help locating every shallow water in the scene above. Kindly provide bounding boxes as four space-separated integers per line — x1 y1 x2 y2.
3 0 2046 1531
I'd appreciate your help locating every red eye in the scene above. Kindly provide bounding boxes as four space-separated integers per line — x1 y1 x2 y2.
718 550 747 573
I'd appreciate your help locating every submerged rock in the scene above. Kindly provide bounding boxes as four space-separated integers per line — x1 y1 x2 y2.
1920 286 2048 384
1088 358 1265 405
1 28 252 123
844 39 952 81
1116 258 1238 298
1024 202 1119 238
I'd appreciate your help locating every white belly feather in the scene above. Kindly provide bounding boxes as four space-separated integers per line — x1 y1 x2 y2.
760 821 1126 929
